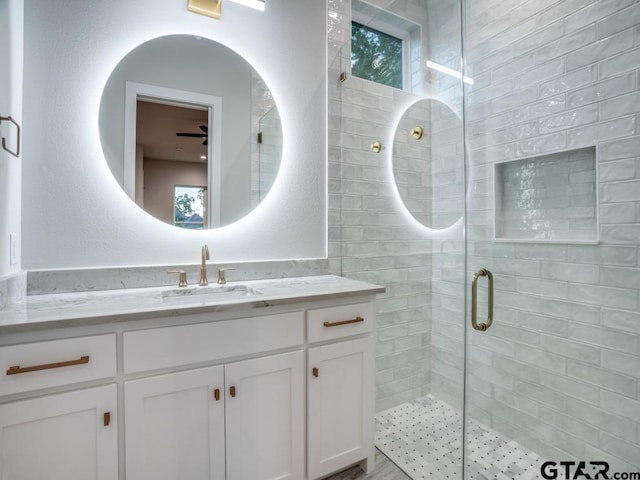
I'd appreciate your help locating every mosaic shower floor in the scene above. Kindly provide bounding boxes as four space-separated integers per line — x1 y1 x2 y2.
375 395 558 480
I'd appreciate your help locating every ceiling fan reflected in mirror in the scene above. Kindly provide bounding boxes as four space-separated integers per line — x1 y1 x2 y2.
176 124 208 145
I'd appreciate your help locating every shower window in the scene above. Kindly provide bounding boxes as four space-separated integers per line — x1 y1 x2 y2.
351 21 403 89
350 0 421 92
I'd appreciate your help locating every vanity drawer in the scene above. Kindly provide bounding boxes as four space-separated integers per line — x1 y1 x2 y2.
307 302 374 343
0 334 116 396
123 311 304 374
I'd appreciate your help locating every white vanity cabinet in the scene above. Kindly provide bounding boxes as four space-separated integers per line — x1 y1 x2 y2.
124 365 226 480
0 335 118 480
124 351 304 480
0 385 118 480
0 277 383 480
123 312 305 480
225 351 304 480
306 303 375 480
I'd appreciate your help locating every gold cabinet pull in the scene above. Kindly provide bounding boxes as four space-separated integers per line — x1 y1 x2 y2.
323 316 364 328
6 355 90 375
471 268 493 331
103 412 111 427
230 385 236 398
214 388 220 401
312 367 319 378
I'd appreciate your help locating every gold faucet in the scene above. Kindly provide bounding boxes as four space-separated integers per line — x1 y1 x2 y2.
199 244 210 286
217 267 236 285
168 270 188 287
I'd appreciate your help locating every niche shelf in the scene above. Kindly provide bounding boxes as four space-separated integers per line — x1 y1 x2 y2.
494 146 598 244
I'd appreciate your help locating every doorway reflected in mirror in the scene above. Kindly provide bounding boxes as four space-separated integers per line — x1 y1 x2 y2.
135 99 212 228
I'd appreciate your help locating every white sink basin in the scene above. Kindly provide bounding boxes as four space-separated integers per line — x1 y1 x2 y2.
161 284 262 302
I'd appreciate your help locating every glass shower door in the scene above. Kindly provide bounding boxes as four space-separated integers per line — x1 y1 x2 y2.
462 0 640 477
329 0 469 478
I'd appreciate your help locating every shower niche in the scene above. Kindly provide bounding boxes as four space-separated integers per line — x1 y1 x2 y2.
494 146 598 243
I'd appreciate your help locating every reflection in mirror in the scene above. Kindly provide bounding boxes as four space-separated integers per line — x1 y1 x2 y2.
174 185 207 229
133 93 215 228
253 106 282 207
99 35 282 229
392 98 464 229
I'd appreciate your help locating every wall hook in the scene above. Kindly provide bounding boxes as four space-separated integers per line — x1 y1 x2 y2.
370 141 382 153
0 115 20 158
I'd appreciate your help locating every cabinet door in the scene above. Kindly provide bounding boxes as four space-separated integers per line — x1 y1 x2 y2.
125 365 225 480
225 350 304 480
308 337 374 480
0 384 117 480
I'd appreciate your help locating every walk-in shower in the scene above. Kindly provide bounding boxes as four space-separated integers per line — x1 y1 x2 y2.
329 0 640 477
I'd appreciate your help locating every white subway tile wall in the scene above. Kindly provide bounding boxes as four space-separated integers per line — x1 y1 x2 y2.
494 147 598 242
328 0 441 412
329 0 640 473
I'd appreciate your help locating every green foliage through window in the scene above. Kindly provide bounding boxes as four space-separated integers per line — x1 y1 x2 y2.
174 186 206 229
351 22 403 89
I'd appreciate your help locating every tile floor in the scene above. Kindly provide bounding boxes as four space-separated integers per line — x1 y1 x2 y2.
374 395 557 480
325 449 410 480
327 394 561 480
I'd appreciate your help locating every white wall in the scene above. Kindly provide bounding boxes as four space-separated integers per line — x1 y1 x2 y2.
0 0 23 279
22 0 327 269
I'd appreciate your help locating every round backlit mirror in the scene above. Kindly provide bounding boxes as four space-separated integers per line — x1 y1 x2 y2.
99 35 282 229
392 98 464 230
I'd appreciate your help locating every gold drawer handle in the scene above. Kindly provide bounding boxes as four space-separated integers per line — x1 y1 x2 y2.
323 316 365 328
6 355 90 375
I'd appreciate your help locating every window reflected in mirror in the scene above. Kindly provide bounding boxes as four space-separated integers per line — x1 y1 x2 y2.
174 185 207 229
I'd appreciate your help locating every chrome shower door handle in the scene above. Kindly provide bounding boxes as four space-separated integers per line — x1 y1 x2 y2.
471 268 493 331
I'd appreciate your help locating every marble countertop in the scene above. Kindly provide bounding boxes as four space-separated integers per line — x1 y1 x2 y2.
0 275 385 332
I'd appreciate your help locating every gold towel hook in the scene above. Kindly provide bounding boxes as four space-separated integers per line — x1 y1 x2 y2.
0 115 20 158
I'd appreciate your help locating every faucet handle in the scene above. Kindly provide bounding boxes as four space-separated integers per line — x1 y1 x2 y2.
217 267 236 285
168 270 188 287
199 244 210 286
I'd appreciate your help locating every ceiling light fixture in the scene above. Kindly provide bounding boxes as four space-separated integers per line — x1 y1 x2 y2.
426 60 474 85
228 0 265 11
187 0 222 19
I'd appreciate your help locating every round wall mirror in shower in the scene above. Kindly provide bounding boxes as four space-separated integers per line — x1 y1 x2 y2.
99 34 282 230
392 98 465 230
